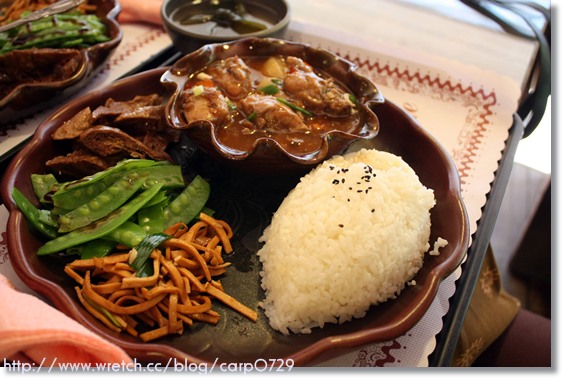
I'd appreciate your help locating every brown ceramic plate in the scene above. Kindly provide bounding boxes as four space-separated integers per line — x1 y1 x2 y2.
1 67 469 366
0 0 122 123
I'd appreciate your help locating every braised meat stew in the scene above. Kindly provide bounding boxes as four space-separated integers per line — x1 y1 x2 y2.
179 55 367 157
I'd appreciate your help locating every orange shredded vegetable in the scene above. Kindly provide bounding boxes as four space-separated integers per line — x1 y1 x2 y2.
65 213 257 342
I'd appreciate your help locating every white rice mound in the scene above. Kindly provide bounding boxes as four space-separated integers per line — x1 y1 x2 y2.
257 148 439 335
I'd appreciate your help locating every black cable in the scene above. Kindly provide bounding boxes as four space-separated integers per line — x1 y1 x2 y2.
493 0 551 137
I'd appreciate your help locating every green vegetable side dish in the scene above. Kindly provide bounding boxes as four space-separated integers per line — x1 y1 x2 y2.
0 12 111 55
11 159 213 258
37 183 164 255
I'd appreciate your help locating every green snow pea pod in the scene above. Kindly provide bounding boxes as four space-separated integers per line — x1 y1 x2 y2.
57 173 145 233
11 188 59 239
104 221 147 248
163 175 210 228
1 13 110 54
138 203 165 235
141 190 169 209
37 183 163 255
52 159 157 210
31 174 59 205
138 164 185 190
79 239 117 260
38 209 58 229
52 160 184 211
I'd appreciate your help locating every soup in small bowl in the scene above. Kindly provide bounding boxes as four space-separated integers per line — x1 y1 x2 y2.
161 0 291 54
161 37 384 175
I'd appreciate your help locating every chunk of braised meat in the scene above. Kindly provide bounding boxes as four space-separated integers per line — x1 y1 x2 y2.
206 56 252 99
139 130 181 154
92 94 162 124
113 104 168 133
51 107 94 140
46 149 117 178
283 56 353 117
240 94 308 131
182 86 231 125
79 125 172 162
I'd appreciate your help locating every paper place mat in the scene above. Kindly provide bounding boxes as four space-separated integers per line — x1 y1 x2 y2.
0 23 172 159
0 19 520 367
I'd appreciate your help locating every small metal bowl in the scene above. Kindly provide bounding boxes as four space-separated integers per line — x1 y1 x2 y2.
161 0 291 54
161 37 384 175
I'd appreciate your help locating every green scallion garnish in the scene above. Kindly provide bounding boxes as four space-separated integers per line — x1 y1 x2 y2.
226 99 237 111
276 98 313 117
259 84 279 95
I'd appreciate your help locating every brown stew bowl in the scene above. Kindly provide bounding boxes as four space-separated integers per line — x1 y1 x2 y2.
0 0 122 123
162 37 384 175
1 67 469 366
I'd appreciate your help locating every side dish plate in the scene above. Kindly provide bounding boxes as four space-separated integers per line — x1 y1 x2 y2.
1 67 469 365
0 0 122 123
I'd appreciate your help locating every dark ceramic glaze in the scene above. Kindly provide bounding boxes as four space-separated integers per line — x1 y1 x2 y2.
1 67 469 366
162 37 384 175
161 0 291 54
0 0 122 123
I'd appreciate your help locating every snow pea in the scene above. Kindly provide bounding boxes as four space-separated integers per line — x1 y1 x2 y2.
0 13 110 55
11 188 59 239
37 183 163 255
52 159 157 210
138 203 165 235
38 209 58 229
104 221 147 248
79 239 117 260
57 172 145 233
31 174 59 205
138 164 185 190
140 189 169 209
163 175 210 228
53 159 185 214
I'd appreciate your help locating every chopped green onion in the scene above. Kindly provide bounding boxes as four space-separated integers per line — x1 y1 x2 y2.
276 98 313 117
348 93 358 105
83 294 122 329
226 99 237 111
131 233 171 277
271 78 283 85
247 111 257 121
259 84 279 95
